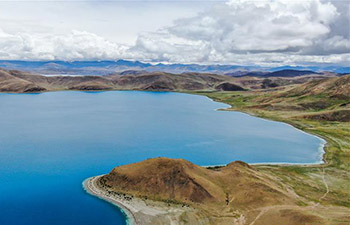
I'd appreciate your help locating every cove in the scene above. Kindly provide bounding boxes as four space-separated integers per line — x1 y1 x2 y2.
0 91 324 225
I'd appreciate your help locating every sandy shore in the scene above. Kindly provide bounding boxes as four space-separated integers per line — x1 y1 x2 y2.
83 176 137 225
83 175 197 225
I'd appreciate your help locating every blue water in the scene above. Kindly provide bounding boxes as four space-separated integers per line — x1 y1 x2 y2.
0 91 323 225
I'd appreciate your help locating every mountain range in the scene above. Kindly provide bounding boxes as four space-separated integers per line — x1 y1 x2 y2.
0 60 348 76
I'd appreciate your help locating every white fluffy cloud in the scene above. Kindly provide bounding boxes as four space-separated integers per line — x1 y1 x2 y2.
130 0 349 65
0 0 349 66
0 29 128 60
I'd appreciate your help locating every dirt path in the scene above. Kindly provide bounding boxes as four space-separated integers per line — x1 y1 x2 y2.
248 208 269 225
319 168 329 202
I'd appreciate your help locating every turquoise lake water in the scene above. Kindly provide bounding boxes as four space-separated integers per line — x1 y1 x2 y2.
0 91 324 225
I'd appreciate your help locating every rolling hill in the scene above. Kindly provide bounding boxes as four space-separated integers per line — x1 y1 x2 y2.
0 68 343 93
0 69 245 92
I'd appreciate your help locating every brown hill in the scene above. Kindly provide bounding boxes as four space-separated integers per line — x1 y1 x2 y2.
0 69 46 92
108 72 239 91
101 158 213 203
8 70 115 91
100 158 293 208
97 158 333 224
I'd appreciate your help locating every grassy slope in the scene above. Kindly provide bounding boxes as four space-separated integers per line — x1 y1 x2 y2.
198 88 350 211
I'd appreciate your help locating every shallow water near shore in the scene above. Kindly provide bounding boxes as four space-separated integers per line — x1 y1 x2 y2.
0 91 324 225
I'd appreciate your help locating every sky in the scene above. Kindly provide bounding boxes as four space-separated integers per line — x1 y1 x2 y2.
0 0 349 66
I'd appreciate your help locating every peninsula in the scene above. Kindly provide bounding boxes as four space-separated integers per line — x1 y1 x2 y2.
84 157 350 225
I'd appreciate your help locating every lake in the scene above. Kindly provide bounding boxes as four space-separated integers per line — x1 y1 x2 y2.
0 91 324 225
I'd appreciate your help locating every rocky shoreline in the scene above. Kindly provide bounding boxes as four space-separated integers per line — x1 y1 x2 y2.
83 175 195 225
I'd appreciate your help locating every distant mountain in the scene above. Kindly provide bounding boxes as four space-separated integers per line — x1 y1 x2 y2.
0 60 246 75
271 65 350 74
226 70 320 77
0 60 348 76
263 69 319 77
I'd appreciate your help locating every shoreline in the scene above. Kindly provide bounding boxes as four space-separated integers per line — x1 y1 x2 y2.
205 95 328 166
83 175 192 225
83 176 137 225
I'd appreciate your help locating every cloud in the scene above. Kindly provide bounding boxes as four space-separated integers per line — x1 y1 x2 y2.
0 29 128 60
130 0 349 65
171 0 336 52
0 0 348 66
